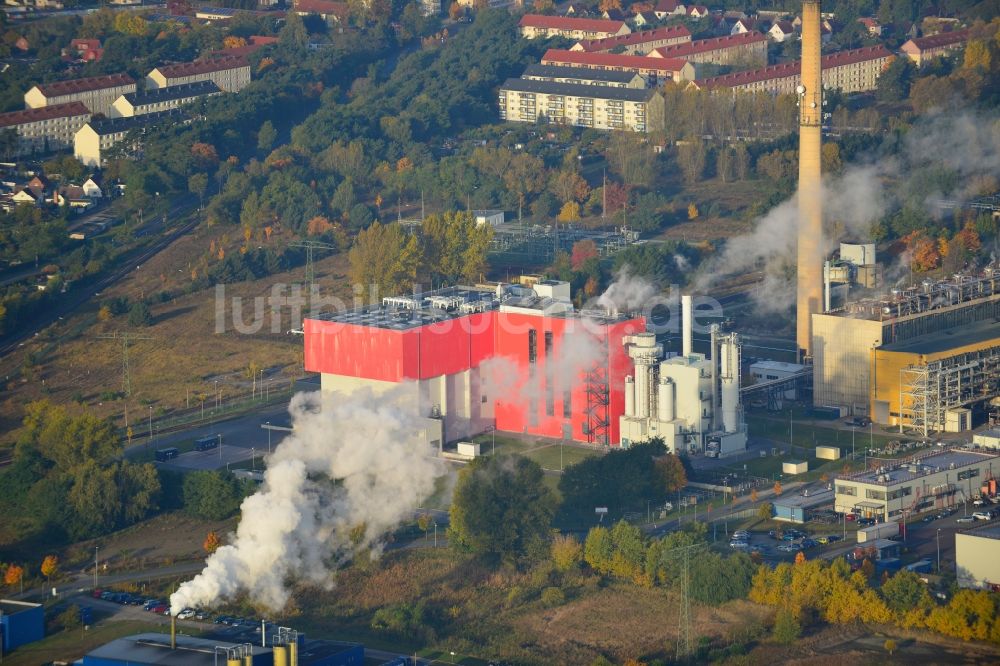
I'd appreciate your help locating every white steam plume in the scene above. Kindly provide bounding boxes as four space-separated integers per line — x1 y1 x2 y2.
694 109 999 314
597 266 658 313
170 388 448 614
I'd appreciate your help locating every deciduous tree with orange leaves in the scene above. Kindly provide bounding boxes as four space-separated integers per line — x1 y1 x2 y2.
4 563 24 588
203 531 221 554
41 555 58 582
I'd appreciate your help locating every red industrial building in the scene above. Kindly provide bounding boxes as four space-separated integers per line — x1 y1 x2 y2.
304 282 644 447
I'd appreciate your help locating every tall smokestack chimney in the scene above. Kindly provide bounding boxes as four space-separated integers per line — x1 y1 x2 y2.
681 294 693 357
796 0 823 360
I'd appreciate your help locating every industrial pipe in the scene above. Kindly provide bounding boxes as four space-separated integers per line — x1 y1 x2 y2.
170 615 176 650
681 294 693 357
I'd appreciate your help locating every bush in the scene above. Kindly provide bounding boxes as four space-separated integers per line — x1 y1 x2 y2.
771 608 800 644
540 586 565 608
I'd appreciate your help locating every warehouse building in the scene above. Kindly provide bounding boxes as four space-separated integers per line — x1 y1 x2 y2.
541 48 695 85
956 523 1000 590
833 448 1000 522
0 600 43 655
772 488 834 523
110 81 221 118
812 265 1000 433
973 428 1000 450
692 45 893 94
304 281 644 447
570 24 690 55
499 78 663 133
24 73 136 116
0 102 90 156
146 55 250 92
82 632 363 666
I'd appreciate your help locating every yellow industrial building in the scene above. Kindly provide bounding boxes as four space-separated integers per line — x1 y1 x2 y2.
812 266 1000 435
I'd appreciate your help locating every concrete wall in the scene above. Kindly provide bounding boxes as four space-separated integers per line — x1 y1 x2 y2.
812 313 883 416
956 532 1000 589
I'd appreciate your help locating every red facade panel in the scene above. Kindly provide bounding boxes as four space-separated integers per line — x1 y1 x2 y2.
416 318 473 379
468 311 497 367
304 319 414 382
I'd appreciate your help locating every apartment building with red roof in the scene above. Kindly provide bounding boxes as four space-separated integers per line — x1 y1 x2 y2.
519 14 630 40
0 102 91 157
24 74 135 116
570 25 690 55
648 32 767 67
541 48 695 85
691 45 893 94
146 55 250 92
900 29 969 66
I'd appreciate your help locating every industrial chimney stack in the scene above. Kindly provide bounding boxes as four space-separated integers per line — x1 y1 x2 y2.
796 0 824 360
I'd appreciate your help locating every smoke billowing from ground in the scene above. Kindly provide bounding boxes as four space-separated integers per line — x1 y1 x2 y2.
170 388 448 614
694 110 1000 314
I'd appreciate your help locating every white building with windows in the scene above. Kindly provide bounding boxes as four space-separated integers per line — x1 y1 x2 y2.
834 449 1000 522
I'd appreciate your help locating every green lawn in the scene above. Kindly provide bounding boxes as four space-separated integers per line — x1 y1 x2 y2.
523 443 601 471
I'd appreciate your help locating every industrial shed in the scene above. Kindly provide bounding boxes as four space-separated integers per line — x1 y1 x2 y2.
0 599 44 654
772 488 834 523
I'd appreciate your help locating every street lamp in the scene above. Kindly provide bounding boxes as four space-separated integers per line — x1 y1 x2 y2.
266 422 271 455
251 447 256 471
94 546 99 590
148 406 153 446
936 528 942 573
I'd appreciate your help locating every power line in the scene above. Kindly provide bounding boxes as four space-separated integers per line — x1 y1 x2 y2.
289 240 337 291
96 331 153 397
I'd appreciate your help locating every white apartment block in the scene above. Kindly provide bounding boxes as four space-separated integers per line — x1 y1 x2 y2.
24 74 136 117
146 56 250 92
499 78 663 133
110 81 221 118
0 102 91 156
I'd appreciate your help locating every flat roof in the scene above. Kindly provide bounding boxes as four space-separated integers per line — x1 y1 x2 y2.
522 63 641 84
122 81 220 106
773 488 834 509
309 285 633 330
879 317 1000 355
87 633 272 665
0 599 42 615
961 523 1000 540
750 360 805 373
837 449 1000 486
500 77 656 102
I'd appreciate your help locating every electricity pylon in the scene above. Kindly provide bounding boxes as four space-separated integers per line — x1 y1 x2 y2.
97 331 153 397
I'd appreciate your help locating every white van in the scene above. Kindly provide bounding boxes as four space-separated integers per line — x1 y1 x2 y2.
973 511 993 520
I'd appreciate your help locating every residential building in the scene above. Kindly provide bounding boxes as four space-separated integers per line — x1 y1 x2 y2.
833 448 1000 522
110 81 221 118
570 24 690 55
729 17 756 35
195 6 242 20
0 102 91 157
145 55 250 92
24 74 136 116
521 63 646 89
518 15 630 40
541 48 695 85
900 29 969 66
62 38 103 62
292 0 349 25
686 5 708 18
653 0 685 20
499 78 664 133
857 17 882 37
74 110 182 168
632 11 658 28
956 524 1000 590
419 0 439 17
768 20 797 42
648 32 768 68
692 45 894 94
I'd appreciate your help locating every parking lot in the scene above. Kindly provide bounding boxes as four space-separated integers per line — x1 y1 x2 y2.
723 526 850 563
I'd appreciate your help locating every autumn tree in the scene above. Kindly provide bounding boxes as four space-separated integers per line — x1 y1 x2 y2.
584 525 613 573
421 210 493 284
558 201 581 224
348 221 421 302
599 0 621 12
40 555 58 582
4 563 24 592
687 203 699 220
654 454 687 494
222 35 247 49
551 534 583 572
550 169 590 204
203 531 221 554
571 239 598 270
795 551 806 565
448 1 463 20
676 138 707 185
757 502 773 520
190 142 219 171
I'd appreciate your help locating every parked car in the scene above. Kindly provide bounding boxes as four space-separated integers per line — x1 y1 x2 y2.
177 609 196 620
214 615 231 624
857 517 877 526
845 513 857 522
150 605 168 614
777 543 802 552
957 516 976 523
973 511 992 520
800 538 818 549
729 540 749 550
